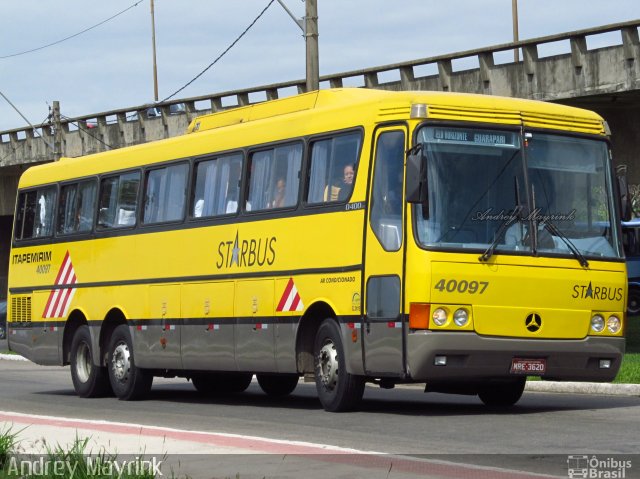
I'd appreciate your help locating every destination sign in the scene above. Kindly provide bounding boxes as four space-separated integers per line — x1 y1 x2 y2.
428 127 518 147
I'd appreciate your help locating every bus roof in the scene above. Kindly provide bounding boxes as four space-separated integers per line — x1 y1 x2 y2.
18 88 607 189
186 88 606 136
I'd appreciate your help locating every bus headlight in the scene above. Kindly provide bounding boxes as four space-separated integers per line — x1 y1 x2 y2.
591 315 605 333
453 308 469 327
432 308 447 326
607 315 621 334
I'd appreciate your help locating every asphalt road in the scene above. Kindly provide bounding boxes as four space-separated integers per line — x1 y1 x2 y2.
0 358 639 477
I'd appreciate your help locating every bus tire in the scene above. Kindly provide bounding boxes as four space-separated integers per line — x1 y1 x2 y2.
256 374 299 397
107 324 153 401
191 372 253 394
70 325 111 398
628 285 640 315
314 319 365 412
478 378 526 408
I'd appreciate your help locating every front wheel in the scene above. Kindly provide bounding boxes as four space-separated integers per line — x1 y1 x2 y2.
256 374 299 397
70 325 111 398
478 378 526 408
314 319 365 412
107 324 153 400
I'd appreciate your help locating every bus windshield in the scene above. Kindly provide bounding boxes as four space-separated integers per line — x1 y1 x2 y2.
414 125 622 260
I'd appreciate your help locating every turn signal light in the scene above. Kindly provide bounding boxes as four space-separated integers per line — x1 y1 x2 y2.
409 303 430 329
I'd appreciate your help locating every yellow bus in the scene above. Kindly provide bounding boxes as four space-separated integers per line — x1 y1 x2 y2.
7 88 627 411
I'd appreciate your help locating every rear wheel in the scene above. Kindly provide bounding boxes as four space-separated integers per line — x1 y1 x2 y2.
478 378 526 408
191 372 253 395
107 324 153 400
314 319 365 412
70 325 111 398
256 374 299 397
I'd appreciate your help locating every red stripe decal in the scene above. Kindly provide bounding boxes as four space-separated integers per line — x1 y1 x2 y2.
52 251 70 285
290 293 300 311
50 289 68 318
43 291 57 318
276 278 295 312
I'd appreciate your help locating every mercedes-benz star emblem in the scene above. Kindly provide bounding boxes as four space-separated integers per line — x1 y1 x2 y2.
525 313 542 332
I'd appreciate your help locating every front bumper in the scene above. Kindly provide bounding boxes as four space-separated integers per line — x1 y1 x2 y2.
407 331 624 382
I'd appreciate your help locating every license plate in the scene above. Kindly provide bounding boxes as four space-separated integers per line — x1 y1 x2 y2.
510 358 546 375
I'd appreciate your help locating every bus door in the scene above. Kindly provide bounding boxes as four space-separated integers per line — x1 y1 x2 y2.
363 127 407 375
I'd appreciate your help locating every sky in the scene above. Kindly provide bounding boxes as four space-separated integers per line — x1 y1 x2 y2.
0 0 638 131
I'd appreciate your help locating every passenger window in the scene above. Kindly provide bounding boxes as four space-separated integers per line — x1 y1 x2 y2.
307 132 361 204
14 186 57 240
97 171 140 229
192 153 243 217
370 130 405 251
57 180 97 235
246 143 302 211
143 163 188 224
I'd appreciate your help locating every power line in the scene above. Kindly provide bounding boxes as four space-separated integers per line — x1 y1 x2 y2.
60 115 114 150
161 0 276 102
0 114 50 163
0 90 55 152
0 1 144 60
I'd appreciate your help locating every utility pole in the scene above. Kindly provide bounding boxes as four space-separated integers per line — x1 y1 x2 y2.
305 0 319 92
150 0 159 101
52 101 62 161
512 0 519 62
276 0 319 92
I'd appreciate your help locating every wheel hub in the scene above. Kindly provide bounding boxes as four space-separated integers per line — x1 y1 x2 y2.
75 342 92 383
111 341 131 382
318 341 338 390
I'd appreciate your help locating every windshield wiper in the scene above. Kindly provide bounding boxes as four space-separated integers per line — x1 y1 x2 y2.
528 184 589 268
479 204 524 262
541 220 589 268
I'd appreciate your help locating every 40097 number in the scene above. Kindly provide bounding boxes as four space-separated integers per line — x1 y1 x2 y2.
434 279 489 294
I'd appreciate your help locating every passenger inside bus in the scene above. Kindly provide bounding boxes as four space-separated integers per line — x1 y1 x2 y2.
269 178 286 208
324 164 355 202
337 164 355 201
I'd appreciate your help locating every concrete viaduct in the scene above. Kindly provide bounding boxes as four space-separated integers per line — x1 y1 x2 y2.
0 19 639 294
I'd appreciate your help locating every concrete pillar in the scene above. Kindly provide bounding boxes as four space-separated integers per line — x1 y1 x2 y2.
0 173 19 217
437 60 453 91
365 72 379 88
399 66 415 89
479 52 495 89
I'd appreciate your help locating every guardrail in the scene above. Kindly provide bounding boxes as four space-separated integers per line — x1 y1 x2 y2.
0 19 638 163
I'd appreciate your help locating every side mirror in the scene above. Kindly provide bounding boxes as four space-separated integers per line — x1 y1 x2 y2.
405 144 428 205
617 165 632 221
